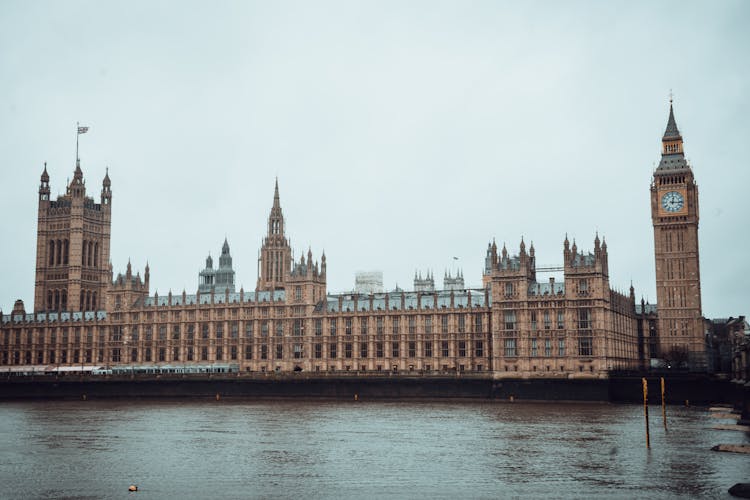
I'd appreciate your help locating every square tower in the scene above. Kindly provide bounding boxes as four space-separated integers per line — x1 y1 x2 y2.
650 102 705 369
33 161 112 313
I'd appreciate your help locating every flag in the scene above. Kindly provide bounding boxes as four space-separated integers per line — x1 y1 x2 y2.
78 126 89 134
453 256 459 260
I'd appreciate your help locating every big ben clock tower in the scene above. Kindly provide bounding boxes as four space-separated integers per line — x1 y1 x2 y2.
651 101 705 370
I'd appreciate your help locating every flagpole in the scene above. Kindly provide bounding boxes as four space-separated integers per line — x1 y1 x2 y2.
76 121 79 161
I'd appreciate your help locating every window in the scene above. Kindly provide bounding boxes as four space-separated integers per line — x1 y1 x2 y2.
545 339 552 357
159 326 167 340
392 316 400 335
329 318 337 337
457 314 466 334
295 286 302 301
145 348 152 362
578 337 593 356
231 322 238 339
376 342 384 358
408 342 416 358
275 322 283 337
329 343 337 358
424 341 433 357
531 338 538 357
505 282 514 296
245 321 253 338
173 347 180 361
578 279 588 294
293 344 303 359
360 317 368 335
315 319 322 336
159 348 166 362
408 316 416 334
111 348 121 362
231 346 238 360
578 309 591 330
188 347 195 361
458 341 466 357
202 324 209 339
392 342 399 358
376 316 384 336
345 318 352 335
275 344 283 359
557 311 564 329
216 324 224 339
441 341 449 357
425 316 432 334
474 314 482 333
293 319 303 336
260 344 268 360
441 315 448 334
474 341 483 357
261 321 269 337
314 343 322 359
531 312 537 331
504 311 516 331
172 325 181 340
345 343 352 358
504 338 517 357
543 310 551 330
360 342 368 358
558 339 566 357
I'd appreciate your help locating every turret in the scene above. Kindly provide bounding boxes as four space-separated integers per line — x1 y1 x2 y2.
39 163 50 201
101 168 112 205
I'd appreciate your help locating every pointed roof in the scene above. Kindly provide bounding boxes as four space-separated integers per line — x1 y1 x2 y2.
222 237 230 255
41 162 49 183
273 177 280 208
663 102 682 140
103 167 111 187
656 101 690 173
73 158 83 181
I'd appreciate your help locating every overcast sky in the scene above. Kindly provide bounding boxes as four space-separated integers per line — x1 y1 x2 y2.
1 1 748 318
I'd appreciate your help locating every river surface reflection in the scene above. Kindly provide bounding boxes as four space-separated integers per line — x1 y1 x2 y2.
0 400 747 499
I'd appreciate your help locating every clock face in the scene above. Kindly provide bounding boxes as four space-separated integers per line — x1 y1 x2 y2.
661 191 684 212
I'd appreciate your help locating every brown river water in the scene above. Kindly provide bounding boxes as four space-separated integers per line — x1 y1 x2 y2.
0 400 747 499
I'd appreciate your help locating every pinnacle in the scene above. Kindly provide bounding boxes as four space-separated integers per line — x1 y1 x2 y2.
663 102 681 140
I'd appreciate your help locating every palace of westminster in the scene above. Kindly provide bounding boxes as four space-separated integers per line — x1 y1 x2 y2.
0 104 712 377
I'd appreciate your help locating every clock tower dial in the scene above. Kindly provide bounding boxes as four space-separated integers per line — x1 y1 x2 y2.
660 190 684 213
650 101 704 369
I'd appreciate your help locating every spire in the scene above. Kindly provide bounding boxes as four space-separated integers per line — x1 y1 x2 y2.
273 177 280 208
222 238 230 255
41 162 49 183
73 158 83 181
103 167 111 188
663 100 681 141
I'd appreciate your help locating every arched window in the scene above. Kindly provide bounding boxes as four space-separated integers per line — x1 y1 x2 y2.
88 241 93 267
61 290 67 311
86 291 92 311
54 290 60 311
49 240 55 266
80 291 85 311
56 240 62 265
82 240 87 266
63 240 69 265
47 290 53 310
92 291 97 311
94 242 99 268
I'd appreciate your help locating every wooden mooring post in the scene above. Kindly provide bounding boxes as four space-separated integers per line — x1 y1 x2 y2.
642 377 650 449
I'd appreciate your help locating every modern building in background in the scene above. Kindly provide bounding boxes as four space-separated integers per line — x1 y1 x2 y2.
1 104 736 377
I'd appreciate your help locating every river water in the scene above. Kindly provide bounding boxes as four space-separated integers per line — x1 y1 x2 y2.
0 400 747 499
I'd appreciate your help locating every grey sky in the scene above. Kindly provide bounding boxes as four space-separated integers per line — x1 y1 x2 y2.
1 1 748 318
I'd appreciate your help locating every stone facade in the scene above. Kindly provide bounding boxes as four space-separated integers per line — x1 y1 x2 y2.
651 102 705 369
0 104 712 376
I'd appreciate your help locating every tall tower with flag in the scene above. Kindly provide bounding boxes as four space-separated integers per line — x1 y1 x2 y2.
650 101 705 369
33 125 113 313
